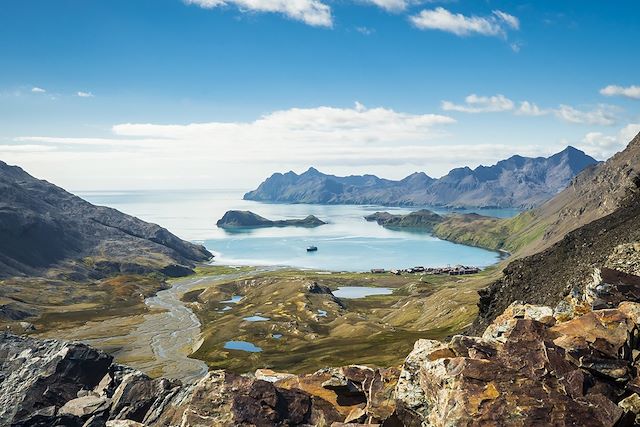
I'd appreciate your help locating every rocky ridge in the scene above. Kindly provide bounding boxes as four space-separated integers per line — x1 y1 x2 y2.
6 262 640 426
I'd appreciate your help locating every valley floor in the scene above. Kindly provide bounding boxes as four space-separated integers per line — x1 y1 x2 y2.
11 263 499 381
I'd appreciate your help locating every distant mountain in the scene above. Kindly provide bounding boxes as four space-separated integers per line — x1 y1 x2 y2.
0 161 212 279
244 147 599 209
216 210 326 228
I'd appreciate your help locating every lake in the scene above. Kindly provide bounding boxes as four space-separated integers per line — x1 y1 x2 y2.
79 189 517 272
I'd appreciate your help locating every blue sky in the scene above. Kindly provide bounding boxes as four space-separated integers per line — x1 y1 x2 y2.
1 0 639 190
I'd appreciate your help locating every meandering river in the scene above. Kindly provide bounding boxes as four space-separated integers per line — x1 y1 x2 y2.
40 269 263 383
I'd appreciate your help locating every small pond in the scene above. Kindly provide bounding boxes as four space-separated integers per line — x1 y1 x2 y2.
243 315 270 322
222 295 243 304
332 286 393 299
224 341 263 352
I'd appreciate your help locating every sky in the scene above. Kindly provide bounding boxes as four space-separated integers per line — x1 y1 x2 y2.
1 0 639 191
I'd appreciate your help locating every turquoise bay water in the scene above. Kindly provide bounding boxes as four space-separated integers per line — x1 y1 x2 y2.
79 189 517 272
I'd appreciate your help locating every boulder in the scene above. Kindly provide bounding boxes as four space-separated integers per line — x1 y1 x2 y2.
59 395 111 418
550 309 635 380
154 370 343 427
110 372 181 422
255 368 296 383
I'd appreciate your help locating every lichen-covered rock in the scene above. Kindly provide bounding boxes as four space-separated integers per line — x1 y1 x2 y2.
550 309 636 380
149 370 344 427
483 302 554 343
395 339 454 424
395 303 640 427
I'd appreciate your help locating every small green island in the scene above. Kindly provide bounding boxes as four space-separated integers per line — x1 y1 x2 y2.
216 210 327 228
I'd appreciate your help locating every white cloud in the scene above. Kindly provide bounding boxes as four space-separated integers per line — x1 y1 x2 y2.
600 85 640 100
31 87 46 93
442 93 618 125
355 26 375 35
516 101 548 116
110 103 455 142
442 94 514 113
554 104 616 126
184 0 333 27
362 0 410 12
76 91 94 98
409 7 519 37
492 10 519 30
577 123 640 159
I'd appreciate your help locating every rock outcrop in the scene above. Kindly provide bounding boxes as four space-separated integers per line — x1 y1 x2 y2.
244 147 598 209
216 210 326 229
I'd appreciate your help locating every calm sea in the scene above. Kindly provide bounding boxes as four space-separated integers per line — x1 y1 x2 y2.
78 189 518 272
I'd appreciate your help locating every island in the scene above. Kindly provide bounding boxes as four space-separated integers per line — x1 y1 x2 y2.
216 210 327 229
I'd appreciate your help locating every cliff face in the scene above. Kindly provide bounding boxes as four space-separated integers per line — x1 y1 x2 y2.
244 147 598 209
0 161 212 279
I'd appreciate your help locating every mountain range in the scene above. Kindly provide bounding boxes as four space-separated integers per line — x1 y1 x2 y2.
244 146 599 209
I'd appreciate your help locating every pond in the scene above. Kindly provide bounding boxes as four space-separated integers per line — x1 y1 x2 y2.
224 341 263 352
243 315 270 322
222 295 243 304
333 286 393 299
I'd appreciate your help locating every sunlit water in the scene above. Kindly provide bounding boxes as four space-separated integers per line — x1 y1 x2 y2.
79 189 518 272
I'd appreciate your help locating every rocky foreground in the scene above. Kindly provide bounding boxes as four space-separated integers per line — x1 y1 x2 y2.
5 265 640 426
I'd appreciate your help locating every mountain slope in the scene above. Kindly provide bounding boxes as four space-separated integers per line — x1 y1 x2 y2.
0 161 212 279
244 147 598 209
468 131 640 332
